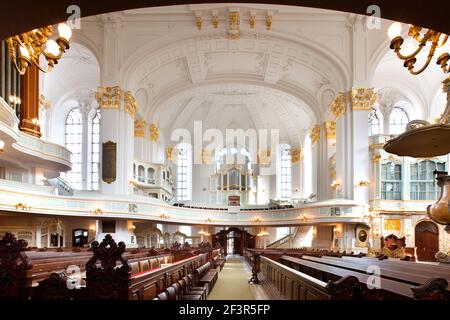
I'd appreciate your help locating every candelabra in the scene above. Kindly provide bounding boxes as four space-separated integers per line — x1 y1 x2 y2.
385 23 450 158
6 23 72 75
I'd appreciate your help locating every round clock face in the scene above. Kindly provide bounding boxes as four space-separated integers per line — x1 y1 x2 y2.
358 230 368 242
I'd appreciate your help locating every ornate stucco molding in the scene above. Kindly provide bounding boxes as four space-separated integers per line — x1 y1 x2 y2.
310 125 321 145
124 91 139 118
134 120 146 138
324 121 336 139
166 147 177 162
330 93 346 120
351 88 377 111
95 86 122 110
291 148 302 164
257 150 271 165
149 123 159 142
201 149 214 164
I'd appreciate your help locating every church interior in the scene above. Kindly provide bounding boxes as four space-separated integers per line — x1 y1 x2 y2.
1 2 450 302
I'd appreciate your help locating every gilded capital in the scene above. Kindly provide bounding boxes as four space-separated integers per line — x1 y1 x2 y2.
324 121 336 139
372 154 381 163
134 120 146 138
257 150 271 165
310 125 321 145
291 148 302 164
201 149 213 164
166 147 176 162
124 91 139 118
330 93 346 119
95 86 122 109
351 88 377 111
149 123 159 142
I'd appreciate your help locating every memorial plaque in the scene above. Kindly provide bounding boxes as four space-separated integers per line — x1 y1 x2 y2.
102 141 117 184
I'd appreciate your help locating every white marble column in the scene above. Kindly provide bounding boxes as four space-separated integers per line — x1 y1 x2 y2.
96 87 136 195
335 89 374 203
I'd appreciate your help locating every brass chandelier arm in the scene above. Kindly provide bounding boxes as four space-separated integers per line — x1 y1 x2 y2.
391 36 427 61
406 42 439 76
6 24 71 75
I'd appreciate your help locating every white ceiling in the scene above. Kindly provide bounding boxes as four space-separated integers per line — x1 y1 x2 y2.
40 3 449 146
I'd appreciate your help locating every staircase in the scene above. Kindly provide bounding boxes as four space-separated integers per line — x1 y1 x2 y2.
266 227 299 249
45 177 74 196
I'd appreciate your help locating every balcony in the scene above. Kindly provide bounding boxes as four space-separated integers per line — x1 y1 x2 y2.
0 97 72 175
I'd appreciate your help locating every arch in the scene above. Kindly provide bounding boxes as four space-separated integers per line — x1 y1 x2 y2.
389 105 410 135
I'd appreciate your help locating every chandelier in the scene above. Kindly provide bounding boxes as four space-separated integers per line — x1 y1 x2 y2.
6 23 72 75
384 22 450 158
386 23 450 227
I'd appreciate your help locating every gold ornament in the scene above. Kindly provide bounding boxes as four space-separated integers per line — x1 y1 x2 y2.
95 86 122 110
310 125 321 145
324 121 336 139
149 123 159 142
134 120 146 138
291 148 302 164
351 88 377 111
124 91 139 118
330 93 346 119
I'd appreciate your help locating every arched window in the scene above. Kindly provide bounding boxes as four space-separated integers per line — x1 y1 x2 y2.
177 145 191 201
369 108 381 136
90 109 101 191
138 165 145 183
64 108 83 189
280 146 292 199
147 168 155 184
411 160 446 200
381 162 402 200
389 107 409 135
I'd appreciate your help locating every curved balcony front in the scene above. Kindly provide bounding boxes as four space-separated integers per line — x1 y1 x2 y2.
0 181 369 227
0 98 71 174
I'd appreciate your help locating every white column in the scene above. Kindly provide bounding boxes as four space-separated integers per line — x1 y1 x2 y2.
336 91 373 203
97 88 136 195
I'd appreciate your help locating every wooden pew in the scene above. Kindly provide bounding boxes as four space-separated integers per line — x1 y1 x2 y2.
260 255 361 300
281 255 450 300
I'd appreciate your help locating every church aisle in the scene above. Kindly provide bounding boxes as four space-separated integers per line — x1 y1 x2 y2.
208 256 256 300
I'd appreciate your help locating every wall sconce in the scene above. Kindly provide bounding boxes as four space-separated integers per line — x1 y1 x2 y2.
90 208 103 215
0 140 5 153
9 95 21 108
257 231 269 237
298 214 308 222
15 202 31 210
251 217 262 223
331 180 342 191
129 225 136 232
89 225 96 232
358 180 370 187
